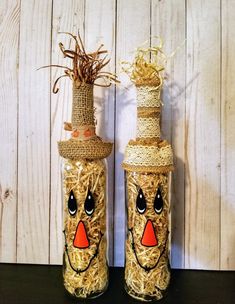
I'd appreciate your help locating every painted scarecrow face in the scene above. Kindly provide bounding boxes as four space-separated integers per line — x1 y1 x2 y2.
126 171 169 271
63 160 106 274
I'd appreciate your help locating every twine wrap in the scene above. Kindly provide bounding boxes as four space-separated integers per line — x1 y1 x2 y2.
58 83 112 160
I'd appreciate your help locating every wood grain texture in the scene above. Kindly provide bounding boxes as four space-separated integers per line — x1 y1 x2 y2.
151 0 186 269
115 0 151 266
185 0 221 269
84 0 116 265
50 0 85 264
221 0 235 270
17 0 52 263
0 0 20 263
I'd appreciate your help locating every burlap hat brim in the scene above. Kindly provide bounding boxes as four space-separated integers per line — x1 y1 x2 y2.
58 137 113 160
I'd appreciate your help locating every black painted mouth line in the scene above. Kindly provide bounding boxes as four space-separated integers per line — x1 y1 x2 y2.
63 230 104 274
128 227 168 272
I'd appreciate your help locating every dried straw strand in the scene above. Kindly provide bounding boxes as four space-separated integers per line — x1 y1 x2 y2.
38 32 119 93
121 38 167 87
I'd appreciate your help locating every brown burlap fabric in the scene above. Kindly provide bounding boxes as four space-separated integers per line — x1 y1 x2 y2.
58 137 112 160
58 83 112 160
137 107 161 118
72 83 94 127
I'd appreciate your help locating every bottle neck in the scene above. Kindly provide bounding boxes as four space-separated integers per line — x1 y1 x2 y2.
71 83 96 140
72 83 95 129
136 85 161 141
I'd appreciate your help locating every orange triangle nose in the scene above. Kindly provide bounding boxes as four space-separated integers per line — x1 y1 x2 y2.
73 221 89 249
141 219 158 247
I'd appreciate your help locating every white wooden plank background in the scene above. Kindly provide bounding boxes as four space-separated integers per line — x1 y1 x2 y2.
17 0 52 264
0 0 235 270
0 0 20 263
185 0 221 269
221 0 235 270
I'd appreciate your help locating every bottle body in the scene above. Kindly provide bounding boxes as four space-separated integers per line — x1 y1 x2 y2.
124 170 170 301
62 159 108 299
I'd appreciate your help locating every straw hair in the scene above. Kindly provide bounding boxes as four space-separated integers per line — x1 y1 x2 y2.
121 38 166 87
39 32 119 93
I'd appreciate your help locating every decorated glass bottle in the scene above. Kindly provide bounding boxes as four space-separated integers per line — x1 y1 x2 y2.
53 33 117 299
122 48 174 301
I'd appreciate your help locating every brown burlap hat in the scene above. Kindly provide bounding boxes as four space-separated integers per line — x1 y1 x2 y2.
58 83 113 160
58 137 113 160
42 33 119 161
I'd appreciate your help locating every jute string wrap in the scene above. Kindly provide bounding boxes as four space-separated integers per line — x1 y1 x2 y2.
58 83 112 160
122 84 174 173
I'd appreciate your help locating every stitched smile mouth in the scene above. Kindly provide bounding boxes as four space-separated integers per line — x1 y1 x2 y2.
128 228 168 272
63 230 103 274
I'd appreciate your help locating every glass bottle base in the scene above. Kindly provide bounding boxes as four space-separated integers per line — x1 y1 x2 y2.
124 281 166 302
64 282 108 300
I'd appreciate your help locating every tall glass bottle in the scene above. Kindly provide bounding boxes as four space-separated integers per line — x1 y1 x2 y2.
59 83 112 299
52 33 118 299
122 74 174 300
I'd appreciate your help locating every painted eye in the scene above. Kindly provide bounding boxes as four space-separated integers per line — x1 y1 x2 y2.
84 190 95 216
154 188 163 214
136 188 146 214
68 190 77 216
